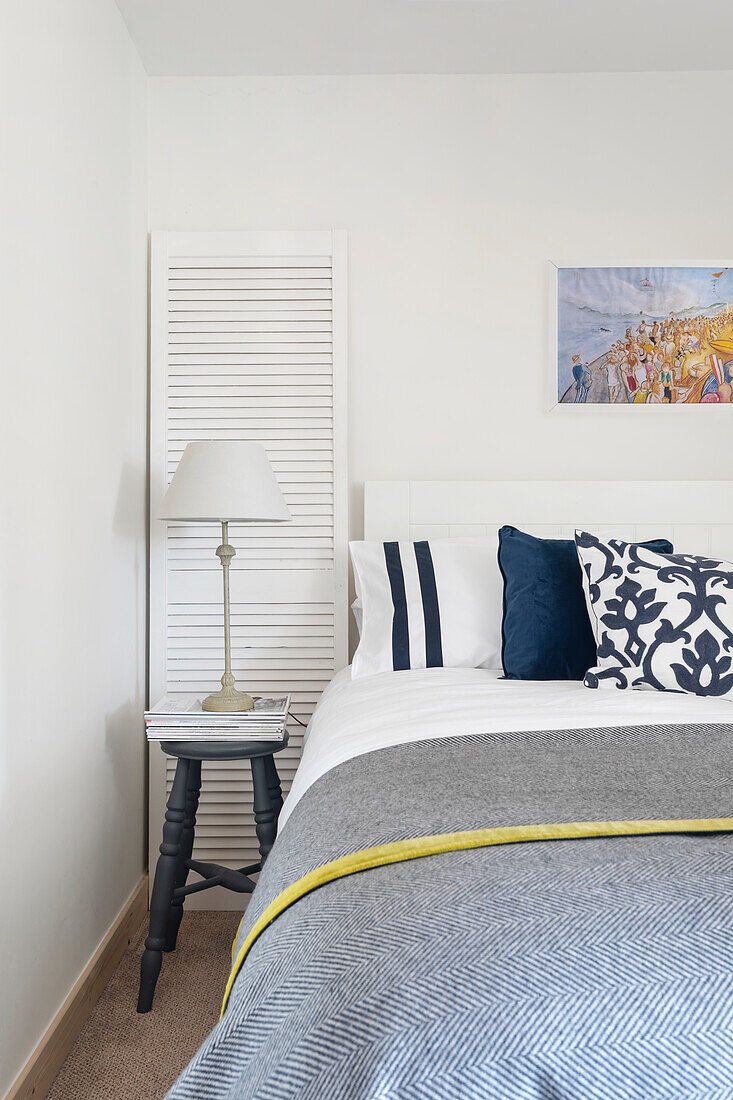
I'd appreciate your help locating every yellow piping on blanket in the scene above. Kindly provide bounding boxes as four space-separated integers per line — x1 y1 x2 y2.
221 817 733 1017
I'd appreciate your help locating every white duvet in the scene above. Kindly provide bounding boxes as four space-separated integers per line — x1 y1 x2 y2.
279 666 733 829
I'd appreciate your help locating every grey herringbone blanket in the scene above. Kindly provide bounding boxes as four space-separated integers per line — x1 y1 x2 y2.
167 723 733 1099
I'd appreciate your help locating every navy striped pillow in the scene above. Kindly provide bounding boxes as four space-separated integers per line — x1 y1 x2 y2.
350 538 503 678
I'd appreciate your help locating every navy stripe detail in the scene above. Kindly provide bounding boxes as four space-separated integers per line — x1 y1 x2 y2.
414 541 443 667
383 542 410 671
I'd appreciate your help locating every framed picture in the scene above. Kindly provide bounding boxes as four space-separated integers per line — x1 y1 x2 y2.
549 263 733 406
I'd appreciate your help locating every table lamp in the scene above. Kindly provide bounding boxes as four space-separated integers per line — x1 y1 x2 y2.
159 441 291 711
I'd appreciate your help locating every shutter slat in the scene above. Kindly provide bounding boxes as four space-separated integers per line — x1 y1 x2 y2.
169 312 333 324
169 385 332 397
170 323 332 334
170 395 332 407
170 364 333 376
169 289 332 302
167 258 332 270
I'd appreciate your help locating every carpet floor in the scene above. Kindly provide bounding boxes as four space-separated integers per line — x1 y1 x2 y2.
47 911 241 1100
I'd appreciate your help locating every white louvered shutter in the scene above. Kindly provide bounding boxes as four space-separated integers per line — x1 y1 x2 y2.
149 231 347 908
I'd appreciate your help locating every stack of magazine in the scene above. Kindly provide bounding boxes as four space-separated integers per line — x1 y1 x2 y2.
145 694 290 742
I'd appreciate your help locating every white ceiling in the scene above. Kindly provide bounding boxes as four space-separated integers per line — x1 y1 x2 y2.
116 0 731 77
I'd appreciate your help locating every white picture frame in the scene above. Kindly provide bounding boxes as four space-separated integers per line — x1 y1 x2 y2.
548 261 733 409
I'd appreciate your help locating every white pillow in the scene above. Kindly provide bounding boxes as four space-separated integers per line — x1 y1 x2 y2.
350 537 503 679
576 529 733 699
351 598 363 637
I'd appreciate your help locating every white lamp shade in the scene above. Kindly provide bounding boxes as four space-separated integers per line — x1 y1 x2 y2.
158 441 291 523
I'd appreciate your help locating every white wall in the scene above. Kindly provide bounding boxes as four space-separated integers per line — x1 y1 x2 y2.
149 71 733 543
0 2 147 1092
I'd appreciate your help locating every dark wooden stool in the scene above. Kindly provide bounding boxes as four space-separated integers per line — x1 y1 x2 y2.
137 736 287 1013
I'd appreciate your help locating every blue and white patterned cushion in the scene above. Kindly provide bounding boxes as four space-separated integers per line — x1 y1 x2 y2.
576 530 733 699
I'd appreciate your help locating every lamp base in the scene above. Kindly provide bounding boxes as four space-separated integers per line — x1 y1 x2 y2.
202 685 255 712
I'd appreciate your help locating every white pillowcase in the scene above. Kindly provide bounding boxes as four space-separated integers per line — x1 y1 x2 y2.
350 537 503 679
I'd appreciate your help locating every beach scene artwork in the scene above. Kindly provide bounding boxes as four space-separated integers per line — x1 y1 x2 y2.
555 265 733 404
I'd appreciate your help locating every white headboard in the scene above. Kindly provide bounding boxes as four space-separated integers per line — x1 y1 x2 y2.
364 481 733 559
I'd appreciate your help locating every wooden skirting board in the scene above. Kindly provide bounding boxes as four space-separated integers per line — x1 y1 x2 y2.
6 875 148 1100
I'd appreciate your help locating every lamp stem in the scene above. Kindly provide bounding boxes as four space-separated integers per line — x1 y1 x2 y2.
221 520 232 681
201 520 254 712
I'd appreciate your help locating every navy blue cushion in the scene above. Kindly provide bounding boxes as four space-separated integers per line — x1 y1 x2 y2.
498 526 674 681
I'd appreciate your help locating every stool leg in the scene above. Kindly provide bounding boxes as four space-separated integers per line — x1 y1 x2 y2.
251 756 277 864
264 753 283 818
137 757 189 1013
165 758 201 952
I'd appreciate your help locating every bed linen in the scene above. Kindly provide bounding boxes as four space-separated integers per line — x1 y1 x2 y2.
281 666 733 829
167 671 733 1100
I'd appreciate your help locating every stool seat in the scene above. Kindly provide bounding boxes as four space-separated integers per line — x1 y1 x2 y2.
137 736 287 1013
161 738 287 761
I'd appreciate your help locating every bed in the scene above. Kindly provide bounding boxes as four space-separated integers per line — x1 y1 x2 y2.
167 481 733 1100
